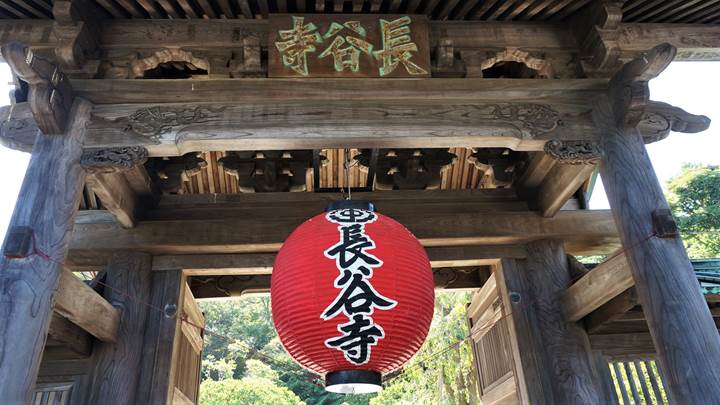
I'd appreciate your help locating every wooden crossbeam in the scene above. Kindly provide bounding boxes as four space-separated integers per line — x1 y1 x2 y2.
189 266 491 298
151 245 525 275
0 20 717 61
67 198 619 266
561 252 634 323
54 270 120 343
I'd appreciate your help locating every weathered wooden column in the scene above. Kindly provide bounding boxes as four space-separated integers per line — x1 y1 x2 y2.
87 252 153 405
597 43 720 403
0 42 89 404
136 270 184 404
497 240 601 404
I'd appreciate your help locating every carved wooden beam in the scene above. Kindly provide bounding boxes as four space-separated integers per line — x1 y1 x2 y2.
73 79 601 156
1 42 73 135
81 146 155 228
0 102 36 152
52 0 100 69
591 43 711 141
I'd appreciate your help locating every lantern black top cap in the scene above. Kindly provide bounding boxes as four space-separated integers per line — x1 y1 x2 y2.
325 200 375 212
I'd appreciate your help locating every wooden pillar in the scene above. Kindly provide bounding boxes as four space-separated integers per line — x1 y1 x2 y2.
600 118 720 402
597 44 720 403
87 252 153 404
0 99 91 404
136 270 183 405
497 240 601 404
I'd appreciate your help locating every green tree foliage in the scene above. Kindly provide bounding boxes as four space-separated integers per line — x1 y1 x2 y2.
199 378 305 405
371 292 477 405
199 292 478 404
667 164 720 258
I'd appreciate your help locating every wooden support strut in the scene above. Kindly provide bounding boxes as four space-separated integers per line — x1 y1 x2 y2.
80 146 155 228
0 98 92 405
595 43 720 404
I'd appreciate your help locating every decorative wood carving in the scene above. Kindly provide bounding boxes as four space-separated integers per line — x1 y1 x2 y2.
123 106 226 142
148 153 207 194
218 150 319 192
474 48 555 78
638 101 712 143
81 146 149 174
130 49 210 78
356 149 455 190
489 104 560 137
1 42 74 135
52 0 100 69
544 140 603 165
604 43 710 134
467 148 524 187
0 103 35 153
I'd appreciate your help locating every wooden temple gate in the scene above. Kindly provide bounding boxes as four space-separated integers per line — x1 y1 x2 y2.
0 1 719 404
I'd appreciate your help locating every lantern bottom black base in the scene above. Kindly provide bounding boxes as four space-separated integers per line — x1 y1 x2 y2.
325 370 382 394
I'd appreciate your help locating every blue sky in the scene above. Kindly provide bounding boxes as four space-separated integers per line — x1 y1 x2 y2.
0 62 718 239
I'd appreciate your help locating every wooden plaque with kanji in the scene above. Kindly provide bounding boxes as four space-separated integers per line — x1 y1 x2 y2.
269 14 431 78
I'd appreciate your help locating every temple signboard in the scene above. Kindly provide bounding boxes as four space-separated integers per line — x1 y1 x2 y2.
268 14 431 78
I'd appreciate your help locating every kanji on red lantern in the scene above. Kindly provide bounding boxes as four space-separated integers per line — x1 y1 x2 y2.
271 202 434 393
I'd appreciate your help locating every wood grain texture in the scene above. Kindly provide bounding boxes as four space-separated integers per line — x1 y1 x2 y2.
136 270 183 405
87 252 153 405
498 241 601 404
562 251 633 322
68 209 619 265
0 99 91 405
73 77 606 103
84 99 592 155
151 245 524 275
54 269 120 343
584 288 638 334
46 313 92 357
84 172 136 228
599 117 720 403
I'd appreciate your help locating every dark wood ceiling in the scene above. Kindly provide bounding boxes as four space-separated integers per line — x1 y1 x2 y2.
1 0 719 23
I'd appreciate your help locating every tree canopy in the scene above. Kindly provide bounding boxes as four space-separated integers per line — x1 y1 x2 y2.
667 164 720 258
198 292 478 405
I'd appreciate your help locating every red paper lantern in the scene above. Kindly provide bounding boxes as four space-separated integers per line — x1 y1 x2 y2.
271 201 434 394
